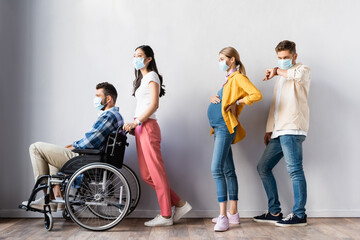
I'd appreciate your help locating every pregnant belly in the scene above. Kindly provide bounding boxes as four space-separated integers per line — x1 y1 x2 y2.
207 103 223 122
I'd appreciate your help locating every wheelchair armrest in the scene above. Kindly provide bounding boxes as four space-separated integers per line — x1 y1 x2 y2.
72 149 102 155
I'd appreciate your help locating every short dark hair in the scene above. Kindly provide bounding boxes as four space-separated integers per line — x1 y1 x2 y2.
96 82 117 103
275 40 296 54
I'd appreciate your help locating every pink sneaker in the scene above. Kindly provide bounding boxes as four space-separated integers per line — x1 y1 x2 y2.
212 212 240 224
214 215 229 232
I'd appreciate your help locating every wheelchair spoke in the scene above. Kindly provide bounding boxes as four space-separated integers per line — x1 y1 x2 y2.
65 163 131 231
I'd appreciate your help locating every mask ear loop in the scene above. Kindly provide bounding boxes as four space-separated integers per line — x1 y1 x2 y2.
104 95 111 105
101 95 110 111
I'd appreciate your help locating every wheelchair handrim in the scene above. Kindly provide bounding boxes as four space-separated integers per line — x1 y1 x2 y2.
65 162 131 231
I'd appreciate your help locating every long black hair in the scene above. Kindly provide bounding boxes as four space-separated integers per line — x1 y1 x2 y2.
132 45 165 97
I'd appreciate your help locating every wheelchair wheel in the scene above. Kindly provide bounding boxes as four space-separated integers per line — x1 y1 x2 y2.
86 164 140 219
119 164 141 216
44 212 53 231
65 163 131 231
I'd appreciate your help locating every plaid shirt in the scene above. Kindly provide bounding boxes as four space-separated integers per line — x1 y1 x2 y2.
72 107 123 149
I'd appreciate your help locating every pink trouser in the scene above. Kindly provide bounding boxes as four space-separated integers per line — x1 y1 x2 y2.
135 118 180 216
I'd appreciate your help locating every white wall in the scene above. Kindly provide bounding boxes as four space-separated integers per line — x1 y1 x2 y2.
1 0 359 218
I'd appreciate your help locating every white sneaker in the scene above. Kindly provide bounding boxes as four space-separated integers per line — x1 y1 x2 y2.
214 215 229 232
22 197 57 212
55 197 65 212
144 214 173 227
173 201 192 222
212 211 240 224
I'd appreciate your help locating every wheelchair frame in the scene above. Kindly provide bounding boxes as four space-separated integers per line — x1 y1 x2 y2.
19 127 141 231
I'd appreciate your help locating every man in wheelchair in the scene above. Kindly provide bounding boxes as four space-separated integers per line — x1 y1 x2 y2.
22 82 123 213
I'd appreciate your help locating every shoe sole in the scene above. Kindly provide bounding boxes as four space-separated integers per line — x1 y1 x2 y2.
253 218 279 224
212 219 240 224
214 228 229 232
212 212 240 224
275 222 307 227
144 223 173 227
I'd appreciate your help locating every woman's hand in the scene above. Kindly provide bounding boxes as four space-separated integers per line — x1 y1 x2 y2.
225 103 237 115
210 95 221 104
128 129 135 136
226 98 245 115
123 121 138 132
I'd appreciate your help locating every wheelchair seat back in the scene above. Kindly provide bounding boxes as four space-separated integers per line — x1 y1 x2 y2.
102 126 128 168
59 126 128 174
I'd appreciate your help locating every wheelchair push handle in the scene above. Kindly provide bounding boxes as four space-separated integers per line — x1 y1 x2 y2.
124 129 135 135
122 127 136 136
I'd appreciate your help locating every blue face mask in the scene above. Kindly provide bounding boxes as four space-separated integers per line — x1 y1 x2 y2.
133 57 146 70
218 60 230 72
93 96 105 111
278 59 293 70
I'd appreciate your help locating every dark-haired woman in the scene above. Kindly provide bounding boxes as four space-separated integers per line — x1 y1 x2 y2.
123 45 191 227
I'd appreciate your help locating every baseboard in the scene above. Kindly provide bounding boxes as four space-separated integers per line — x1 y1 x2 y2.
1 209 360 218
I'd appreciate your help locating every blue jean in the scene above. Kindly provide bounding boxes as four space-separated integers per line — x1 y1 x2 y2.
257 135 307 218
211 126 238 202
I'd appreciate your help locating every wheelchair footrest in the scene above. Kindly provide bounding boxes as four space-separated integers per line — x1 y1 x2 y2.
18 204 48 214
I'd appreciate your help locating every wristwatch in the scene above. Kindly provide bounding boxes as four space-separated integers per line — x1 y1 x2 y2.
274 67 279 75
135 118 142 126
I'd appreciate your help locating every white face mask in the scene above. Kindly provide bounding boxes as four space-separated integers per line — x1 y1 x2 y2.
278 59 293 69
93 96 106 111
133 57 146 70
218 60 230 72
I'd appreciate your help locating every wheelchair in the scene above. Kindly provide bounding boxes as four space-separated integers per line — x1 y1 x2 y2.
19 127 141 231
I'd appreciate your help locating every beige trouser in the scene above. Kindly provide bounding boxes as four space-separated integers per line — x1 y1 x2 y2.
29 142 79 182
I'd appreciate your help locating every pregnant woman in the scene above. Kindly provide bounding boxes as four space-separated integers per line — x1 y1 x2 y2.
208 47 262 232
123 45 192 227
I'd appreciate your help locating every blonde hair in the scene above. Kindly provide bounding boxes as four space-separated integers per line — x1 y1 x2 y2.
219 47 246 75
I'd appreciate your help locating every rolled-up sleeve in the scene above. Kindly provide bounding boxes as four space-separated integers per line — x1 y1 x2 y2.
287 65 311 84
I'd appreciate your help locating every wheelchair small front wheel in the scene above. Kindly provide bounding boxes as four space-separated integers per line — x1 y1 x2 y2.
44 212 53 231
